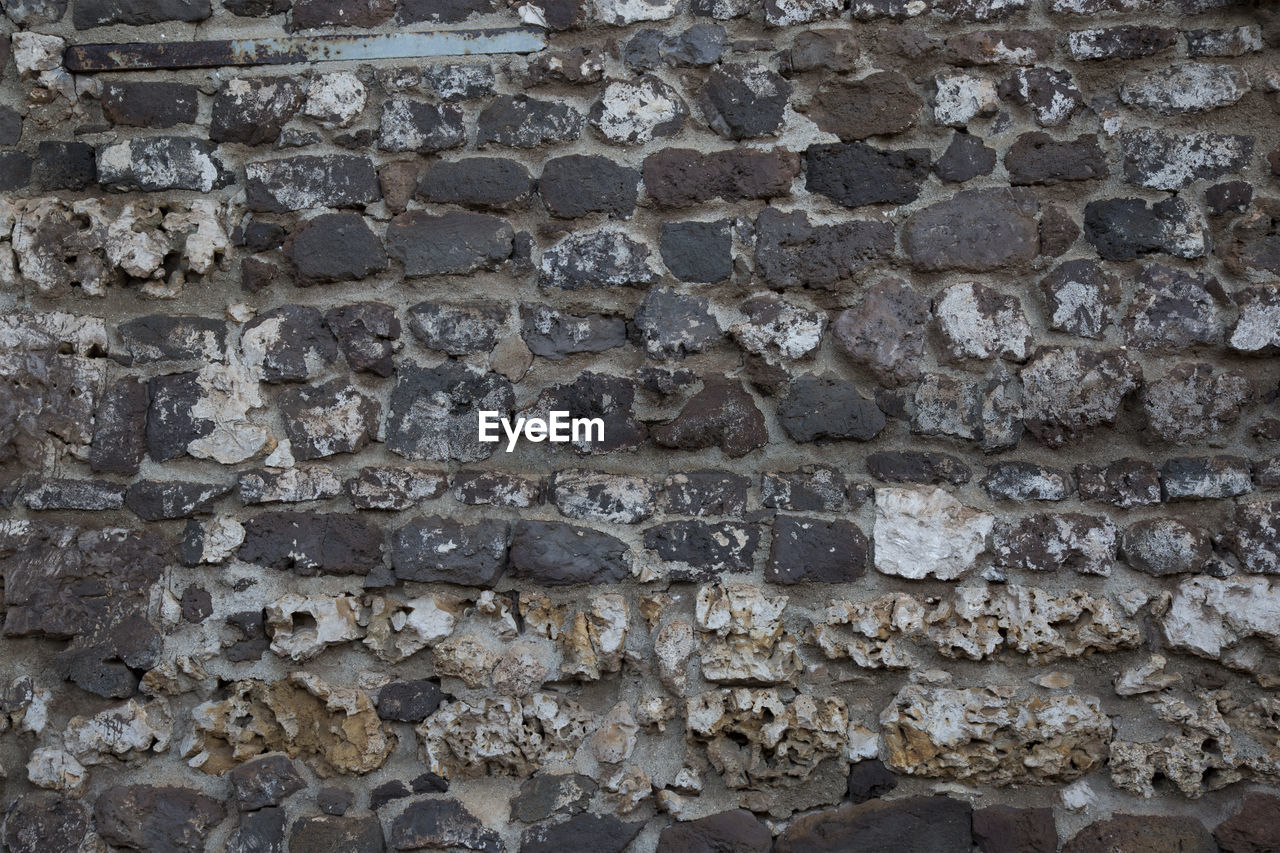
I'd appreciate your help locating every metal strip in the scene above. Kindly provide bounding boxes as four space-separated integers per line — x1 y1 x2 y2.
64 27 547 72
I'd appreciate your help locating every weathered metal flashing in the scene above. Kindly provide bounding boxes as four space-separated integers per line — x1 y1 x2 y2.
63 27 547 72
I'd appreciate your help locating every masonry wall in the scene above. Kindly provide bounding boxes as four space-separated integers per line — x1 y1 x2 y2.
0 0 1278 850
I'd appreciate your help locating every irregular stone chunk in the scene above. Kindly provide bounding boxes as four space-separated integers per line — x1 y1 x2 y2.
1038 259 1119 339
1019 347 1142 447
992 513 1118 574
343 467 445 511
867 451 970 486
776 797 972 853
377 680 443 723
125 480 228 520
399 0 493 22
1124 264 1224 352
657 810 770 853
664 470 748 517
1064 815 1217 853
1121 128 1252 191
779 375 885 442
933 72 998 127
873 487 993 580
211 77 303 145
642 147 799 207
1121 518 1212 576
911 374 981 440
880 684 1110 784
93 786 225 853
539 155 637 219
934 132 996 182
509 521 629 585
904 188 1038 271
934 281 1031 362
303 71 367 126
21 478 124 511
590 75 687 145
97 137 231 193
239 468 342 505
1120 63 1250 115
119 315 225 364
520 304 626 360
387 211 513 276
833 278 929 386
625 23 725 70
246 155 379 212
551 470 656 525
659 220 732 284
229 754 305 811
417 693 592 778
407 301 506 356
946 29 1053 65
522 372 646 454
762 466 847 512
754 207 895 290
973 806 1058 853
1228 286 1280 353
2 793 90 853
284 213 386 286
763 0 841 24
288 815 385 852
695 584 800 685
1142 362 1250 444
807 71 921 140
324 303 400 377
643 521 760 580
539 227 657 290
998 67 1084 127
102 81 198 128
386 362 512 462
1075 459 1161 508
1162 455 1252 501
292 0 394 26
376 99 465 154
1067 25 1177 60
685 688 847 788
1225 500 1280 574
1005 132 1106 185
1215 793 1280 853
389 799 502 853
768 517 868 584
522 813 642 853
699 64 791 140
806 142 930 208
731 294 825 361
2 0 67 25
477 96 584 148
189 674 395 777
651 376 768 458
1085 196 1207 261
635 286 720 358
74 0 209 27
982 462 1073 501
241 305 337 384
238 512 382 575
934 0 1026 20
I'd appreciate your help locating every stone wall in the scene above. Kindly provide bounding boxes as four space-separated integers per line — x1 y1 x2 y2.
0 0 1278 850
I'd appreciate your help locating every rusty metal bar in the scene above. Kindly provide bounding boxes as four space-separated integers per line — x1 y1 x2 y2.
64 27 547 72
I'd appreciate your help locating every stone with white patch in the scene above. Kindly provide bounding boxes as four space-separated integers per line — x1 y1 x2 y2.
590 75 688 145
933 73 999 127
934 282 1032 362
594 0 677 24
873 486 994 580
1119 63 1251 115
304 72 367 127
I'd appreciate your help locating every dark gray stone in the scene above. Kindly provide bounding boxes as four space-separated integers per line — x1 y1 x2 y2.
998 67 1084 126
643 520 760 580
664 470 749 516
285 213 387 285
477 96 584 148
934 132 996 182
74 0 209 27
291 0 393 27
847 761 899 805
762 465 848 511
981 461 1074 501
93 786 225 853
766 516 868 584
242 305 339 384
120 315 226 363
97 137 231 192
125 480 229 520
806 142 930 208
522 373 646 454
1121 518 1212 576
1161 456 1252 501
539 155 638 219
1085 197 1209 261
779 375 885 442
391 516 509 585
238 512 383 576
288 814 386 853
904 188 1039 271
386 361 514 462
230 755 305 812
91 377 148 475
377 680 443 722
2 793 89 853
643 147 799 207
510 774 597 823
1039 260 1119 339
21 478 125 511
246 155 379 212
521 814 643 853
635 286 721 359
657 811 771 853
754 207 895 290
324 303 400 377
419 157 534 210
806 71 921 140
660 219 732 283
776 796 972 853
1005 132 1107 185
407 300 507 355
102 81 198 128
539 228 657 290
867 451 971 486
1076 459 1162 508
278 378 380 460
834 278 930 386
520 304 626 360
509 521 629 586
699 63 791 139
387 211 514 276
1122 264 1224 352
651 376 768 457
211 77 303 145
377 99 465 153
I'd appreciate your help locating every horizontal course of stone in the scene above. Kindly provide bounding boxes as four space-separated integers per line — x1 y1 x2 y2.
0 0 1279 850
